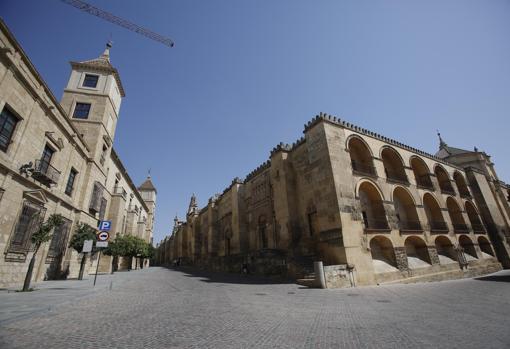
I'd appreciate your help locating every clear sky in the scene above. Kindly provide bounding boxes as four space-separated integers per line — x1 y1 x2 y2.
2 0 509 243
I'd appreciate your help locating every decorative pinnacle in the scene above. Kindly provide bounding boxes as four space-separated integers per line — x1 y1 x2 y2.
437 130 447 149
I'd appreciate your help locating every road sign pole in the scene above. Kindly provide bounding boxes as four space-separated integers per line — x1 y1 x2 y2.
93 250 101 287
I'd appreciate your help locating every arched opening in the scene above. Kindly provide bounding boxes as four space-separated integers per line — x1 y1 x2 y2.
435 166 455 194
459 235 478 260
393 187 422 231
405 236 432 268
381 147 408 183
435 236 457 264
410 157 433 189
446 197 469 233
423 193 448 232
358 181 389 230
348 137 376 176
258 215 267 249
477 236 494 258
465 201 485 233
454 172 471 198
369 236 398 273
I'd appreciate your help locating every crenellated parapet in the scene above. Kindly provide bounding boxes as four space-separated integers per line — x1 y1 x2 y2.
244 160 271 182
304 112 464 170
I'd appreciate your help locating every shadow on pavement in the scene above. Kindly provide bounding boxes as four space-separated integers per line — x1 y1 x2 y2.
166 266 294 285
474 274 510 283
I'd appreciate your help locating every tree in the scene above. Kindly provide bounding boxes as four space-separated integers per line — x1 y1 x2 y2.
22 214 64 291
104 235 131 273
68 223 96 280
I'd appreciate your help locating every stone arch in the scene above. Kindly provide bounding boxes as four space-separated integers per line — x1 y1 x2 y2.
347 135 376 176
435 236 457 264
258 215 267 249
446 197 468 233
405 236 432 268
423 193 447 232
393 186 421 231
453 171 470 197
381 147 408 183
358 181 389 230
369 236 398 273
410 156 434 189
465 201 485 233
477 236 494 258
459 235 478 260
434 165 455 194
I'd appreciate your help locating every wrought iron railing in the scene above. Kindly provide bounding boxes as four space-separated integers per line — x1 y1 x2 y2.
32 159 60 185
384 168 409 184
453 223 470 233
416 174 434 189
439 181 456 195
364 217 390 230
471 223 485 233
351 160 376 176
429 220 448 232
398 220 423 231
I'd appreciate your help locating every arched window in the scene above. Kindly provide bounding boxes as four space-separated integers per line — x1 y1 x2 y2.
381 148 408 183
405 236 431 268
423 193 448 232
459 235 478 260
435 236 457 264
446 197 468 233
435 166 455 195
465 202 485 233
477 236 494 258
348 137 376 176
410 157 433 189
454 172 471 198
393 187 422 231
370 236 398 273
358 182 389 230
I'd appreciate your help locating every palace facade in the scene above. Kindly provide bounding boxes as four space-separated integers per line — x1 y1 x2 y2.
0 20 156 288
156 113 509 287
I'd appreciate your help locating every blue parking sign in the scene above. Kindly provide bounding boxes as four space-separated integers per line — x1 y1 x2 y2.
98 220 111 231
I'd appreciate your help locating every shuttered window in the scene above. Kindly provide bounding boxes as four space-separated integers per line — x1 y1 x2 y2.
9 201 46 253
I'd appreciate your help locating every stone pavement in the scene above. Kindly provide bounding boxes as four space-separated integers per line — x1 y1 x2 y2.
0 267 509 349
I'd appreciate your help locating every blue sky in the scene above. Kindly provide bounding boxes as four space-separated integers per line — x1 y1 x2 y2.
2 0 509 243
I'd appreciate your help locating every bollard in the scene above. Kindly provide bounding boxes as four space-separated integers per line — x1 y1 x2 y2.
314 261 326 289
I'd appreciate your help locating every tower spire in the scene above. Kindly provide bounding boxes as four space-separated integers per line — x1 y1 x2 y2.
100 41 112 61
437 130 447 149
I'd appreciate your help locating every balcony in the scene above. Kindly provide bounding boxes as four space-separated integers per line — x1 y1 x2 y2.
351 160 376 177
439 181 456 195
416 174 434 190
113 186 127 199
364 217 390 232
458 186 471 198
453 223 470 233
429 220 448 233
471 223 486 233
385 168 409 185
32 159 60 185
398 220 423 232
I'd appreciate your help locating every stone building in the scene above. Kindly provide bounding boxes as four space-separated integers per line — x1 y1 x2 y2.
0 20 156 288
156 113 509 287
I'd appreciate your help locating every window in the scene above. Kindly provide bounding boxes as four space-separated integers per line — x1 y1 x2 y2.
46 217 71 260
0 106 19 152
65 168 78 196
9 201 46 253
39 145 55 174
73 103 91 119
98 198 107 221
89 181 104 214
82 74 99 88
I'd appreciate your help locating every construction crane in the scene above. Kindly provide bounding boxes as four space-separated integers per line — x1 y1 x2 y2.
60 0 174 47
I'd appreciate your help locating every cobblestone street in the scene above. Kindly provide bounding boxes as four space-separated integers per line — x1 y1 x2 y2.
1 267 509 348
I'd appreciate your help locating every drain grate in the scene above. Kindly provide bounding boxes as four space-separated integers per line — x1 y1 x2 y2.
377 299 391 303
255 293 267 296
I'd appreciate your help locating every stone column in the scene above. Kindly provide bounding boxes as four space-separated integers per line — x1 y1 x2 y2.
394 247 409 272
427 246 440 265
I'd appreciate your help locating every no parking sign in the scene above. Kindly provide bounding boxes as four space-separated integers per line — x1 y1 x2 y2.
97 231 110 241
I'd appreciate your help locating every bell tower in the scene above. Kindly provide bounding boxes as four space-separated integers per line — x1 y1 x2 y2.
60 42 125 165
138 174 157 244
